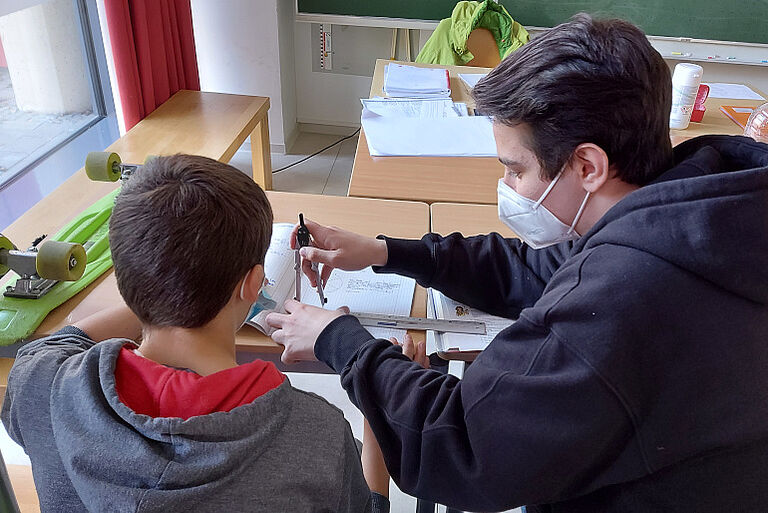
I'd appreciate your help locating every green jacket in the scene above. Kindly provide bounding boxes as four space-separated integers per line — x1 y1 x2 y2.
416 1 529 65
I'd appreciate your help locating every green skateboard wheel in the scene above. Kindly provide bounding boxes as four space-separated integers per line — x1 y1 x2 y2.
85 152 122 182
0 234 16 277
35 241 87 281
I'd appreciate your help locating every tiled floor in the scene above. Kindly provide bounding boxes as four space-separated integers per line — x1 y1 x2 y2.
229 131 359 196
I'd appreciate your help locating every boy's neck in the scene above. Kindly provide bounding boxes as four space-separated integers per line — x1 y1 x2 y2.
138 316 239 376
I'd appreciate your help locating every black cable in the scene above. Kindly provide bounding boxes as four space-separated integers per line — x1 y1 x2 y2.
272 128 361 173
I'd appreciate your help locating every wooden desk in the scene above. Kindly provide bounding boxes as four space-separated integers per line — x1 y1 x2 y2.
2 92 271 251
350 59 765 205
25 192 429 354
431 202 514 238
669 94 765 145
349 60 503 205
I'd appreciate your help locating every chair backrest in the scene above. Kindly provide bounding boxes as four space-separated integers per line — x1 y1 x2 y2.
465 27 500 67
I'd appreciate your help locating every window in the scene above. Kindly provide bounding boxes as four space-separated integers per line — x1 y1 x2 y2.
0 0 117 228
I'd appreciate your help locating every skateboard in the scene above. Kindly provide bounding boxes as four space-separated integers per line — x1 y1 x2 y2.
0 152 148 345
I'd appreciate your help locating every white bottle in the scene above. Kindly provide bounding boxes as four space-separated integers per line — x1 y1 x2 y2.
669 63 703 130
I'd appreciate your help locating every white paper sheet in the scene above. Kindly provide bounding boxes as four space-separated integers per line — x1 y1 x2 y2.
361 107 497 157
459 73 488 89
702 83 765 100
360 98 459 118
384 64 451 98
301 266 415 340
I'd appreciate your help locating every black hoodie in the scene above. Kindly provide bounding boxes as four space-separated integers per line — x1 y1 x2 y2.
315 135 768 512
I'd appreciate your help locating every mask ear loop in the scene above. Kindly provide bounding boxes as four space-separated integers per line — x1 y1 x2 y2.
239 269 251 301
533 171 564 209
566 191 591 235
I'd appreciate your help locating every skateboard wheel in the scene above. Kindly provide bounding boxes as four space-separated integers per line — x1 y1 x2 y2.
35 241 87 281
85 152 122 182
0 234 16 277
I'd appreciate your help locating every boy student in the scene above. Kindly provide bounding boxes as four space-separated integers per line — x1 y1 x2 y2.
1 155 390 512
267 14 768 513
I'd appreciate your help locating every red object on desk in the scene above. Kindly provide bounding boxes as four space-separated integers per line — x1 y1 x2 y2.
690 84 710 123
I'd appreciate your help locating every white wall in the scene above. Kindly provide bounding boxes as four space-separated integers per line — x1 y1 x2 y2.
189 5 768 138
293 25 768 126
294 22 373 127
0 0 91 114
191 0 297 150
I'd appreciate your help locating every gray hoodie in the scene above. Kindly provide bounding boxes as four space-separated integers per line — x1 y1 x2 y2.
2 327 385 512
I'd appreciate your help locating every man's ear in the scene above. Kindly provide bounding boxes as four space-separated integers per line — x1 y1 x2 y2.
241 264 265 303
571 143 611 193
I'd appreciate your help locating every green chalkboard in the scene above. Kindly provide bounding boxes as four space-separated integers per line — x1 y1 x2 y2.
297 0 768 45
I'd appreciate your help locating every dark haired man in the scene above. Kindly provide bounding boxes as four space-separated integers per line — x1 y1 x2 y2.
2 155 389 512
267 14 768 512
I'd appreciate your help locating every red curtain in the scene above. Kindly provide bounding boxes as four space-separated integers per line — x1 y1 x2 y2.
0 37 7 67
105 0 200 130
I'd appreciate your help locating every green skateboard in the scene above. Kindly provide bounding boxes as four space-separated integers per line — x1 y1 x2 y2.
0 152 149 345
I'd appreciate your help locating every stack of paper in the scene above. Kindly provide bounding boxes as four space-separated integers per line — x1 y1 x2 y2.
361 98 467 118
384 64 451 98
361 107 497 157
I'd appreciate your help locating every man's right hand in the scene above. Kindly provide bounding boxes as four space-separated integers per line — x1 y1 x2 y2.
290 218 388 287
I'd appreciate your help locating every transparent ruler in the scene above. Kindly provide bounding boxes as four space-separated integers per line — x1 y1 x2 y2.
353 313 486 335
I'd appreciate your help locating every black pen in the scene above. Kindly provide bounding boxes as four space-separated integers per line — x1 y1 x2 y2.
296 213 327 305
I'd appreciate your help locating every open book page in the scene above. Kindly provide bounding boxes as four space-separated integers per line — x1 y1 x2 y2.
300 266 415 340
246 223 416 341
246 223 298 334
430 289 514 353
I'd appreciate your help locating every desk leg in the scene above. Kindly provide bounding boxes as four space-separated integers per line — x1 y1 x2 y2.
251 115 272 190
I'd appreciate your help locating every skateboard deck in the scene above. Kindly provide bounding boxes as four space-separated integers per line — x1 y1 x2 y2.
0 188 120 345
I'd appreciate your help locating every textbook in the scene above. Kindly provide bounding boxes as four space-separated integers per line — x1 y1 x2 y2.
246 223 415 340
427 288 513 355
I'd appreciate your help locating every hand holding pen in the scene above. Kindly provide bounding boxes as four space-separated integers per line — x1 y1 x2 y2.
289 216 388 288
295 214 327 305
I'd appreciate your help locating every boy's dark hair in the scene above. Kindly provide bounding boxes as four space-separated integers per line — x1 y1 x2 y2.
109 154 273 328
473 14 673 186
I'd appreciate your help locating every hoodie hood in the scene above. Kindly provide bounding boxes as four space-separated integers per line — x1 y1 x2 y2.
575 135 768 304
47 340 364 512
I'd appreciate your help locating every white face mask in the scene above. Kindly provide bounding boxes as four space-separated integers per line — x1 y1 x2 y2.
497 173 590 250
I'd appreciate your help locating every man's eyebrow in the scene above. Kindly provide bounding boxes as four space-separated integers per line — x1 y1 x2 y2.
498 157 523 167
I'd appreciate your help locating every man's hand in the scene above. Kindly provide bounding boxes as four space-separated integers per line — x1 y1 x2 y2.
289 218 388 287
266 299 350 363
390 333 430 369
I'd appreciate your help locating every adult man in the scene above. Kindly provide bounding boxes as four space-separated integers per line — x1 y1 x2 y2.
266 15 768 512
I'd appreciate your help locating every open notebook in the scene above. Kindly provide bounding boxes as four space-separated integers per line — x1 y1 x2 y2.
246 223 415 340
428 288 514 355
